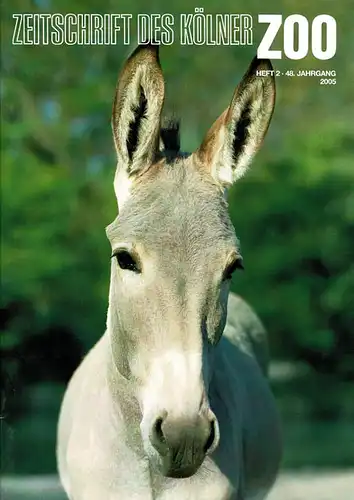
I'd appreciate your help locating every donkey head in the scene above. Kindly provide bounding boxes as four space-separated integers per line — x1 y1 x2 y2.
106 45 275 479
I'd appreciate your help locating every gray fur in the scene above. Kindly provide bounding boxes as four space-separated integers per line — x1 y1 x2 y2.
57 46 281 500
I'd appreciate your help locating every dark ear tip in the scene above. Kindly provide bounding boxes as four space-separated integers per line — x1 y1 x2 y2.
140 40 160 51
249 56 274 73
130 42 160 59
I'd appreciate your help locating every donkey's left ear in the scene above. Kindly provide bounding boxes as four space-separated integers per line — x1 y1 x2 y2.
196 58 275 187
112 44 165 175
112 44 165 210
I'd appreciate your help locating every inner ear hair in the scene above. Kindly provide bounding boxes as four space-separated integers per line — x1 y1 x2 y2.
231 98 252 165
127 85 148 162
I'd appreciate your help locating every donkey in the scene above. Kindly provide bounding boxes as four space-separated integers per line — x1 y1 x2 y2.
57 45 282 500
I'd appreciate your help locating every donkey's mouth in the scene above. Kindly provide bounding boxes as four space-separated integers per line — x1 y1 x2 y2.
163 460 204 479
160 447 206 479
167 469 198 479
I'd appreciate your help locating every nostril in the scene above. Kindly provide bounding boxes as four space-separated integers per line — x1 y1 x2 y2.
150 413 168 455
154 417 165 444
204 419 216 453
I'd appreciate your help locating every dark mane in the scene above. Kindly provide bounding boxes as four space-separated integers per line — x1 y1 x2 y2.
160 119 180 154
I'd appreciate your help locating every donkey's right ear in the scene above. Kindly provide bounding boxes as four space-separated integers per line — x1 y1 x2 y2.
112 44 165 182
195 58 275 188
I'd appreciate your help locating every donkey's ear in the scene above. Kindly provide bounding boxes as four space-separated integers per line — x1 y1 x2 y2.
112 44 164 206
196 58 275 187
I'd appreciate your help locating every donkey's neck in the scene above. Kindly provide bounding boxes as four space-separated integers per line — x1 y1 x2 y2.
105 327 146 456
105 302 142 414
106 326 139 405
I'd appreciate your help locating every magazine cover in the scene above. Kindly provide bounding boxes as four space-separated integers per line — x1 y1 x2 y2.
1 1 353 499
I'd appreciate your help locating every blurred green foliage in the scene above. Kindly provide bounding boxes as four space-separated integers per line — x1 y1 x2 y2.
230 121 354 376
1 0 353 474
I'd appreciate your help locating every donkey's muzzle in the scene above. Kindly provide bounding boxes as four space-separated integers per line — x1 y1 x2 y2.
149 411 219 478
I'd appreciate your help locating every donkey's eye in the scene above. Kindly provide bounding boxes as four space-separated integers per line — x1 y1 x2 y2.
223 258 244 281
114 250 140 273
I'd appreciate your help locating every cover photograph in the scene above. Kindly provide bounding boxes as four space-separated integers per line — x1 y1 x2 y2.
1 1 353 499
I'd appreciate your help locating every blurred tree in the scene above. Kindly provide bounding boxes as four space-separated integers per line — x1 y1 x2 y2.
229 121 354 379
